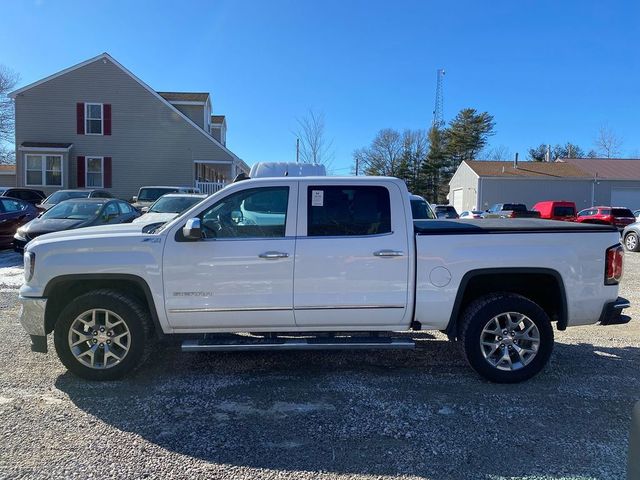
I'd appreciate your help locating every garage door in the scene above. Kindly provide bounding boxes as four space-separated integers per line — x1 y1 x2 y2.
451 189 463 215
611 188 640 210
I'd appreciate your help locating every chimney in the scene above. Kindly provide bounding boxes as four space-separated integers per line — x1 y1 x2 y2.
513 152 519 169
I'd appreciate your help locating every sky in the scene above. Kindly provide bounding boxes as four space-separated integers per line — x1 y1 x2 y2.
1 0 639 173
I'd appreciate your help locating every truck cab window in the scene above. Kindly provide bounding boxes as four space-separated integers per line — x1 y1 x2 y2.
307 185 391 236
200 186 289 238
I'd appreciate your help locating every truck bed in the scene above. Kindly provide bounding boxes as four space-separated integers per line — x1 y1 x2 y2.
414 218 617 235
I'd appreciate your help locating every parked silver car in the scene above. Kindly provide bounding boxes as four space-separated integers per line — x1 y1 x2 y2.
622 222 640 252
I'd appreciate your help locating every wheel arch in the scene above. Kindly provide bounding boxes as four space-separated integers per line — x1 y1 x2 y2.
43 274 163 338
445 268 568 340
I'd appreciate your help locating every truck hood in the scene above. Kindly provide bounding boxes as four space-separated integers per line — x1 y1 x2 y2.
26 223 149 246
132 212 179 224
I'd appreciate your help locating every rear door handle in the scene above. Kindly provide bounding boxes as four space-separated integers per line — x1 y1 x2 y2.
259 251 289 259
373 250 404 257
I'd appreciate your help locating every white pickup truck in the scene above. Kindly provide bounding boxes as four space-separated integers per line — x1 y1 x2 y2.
18 177 630 383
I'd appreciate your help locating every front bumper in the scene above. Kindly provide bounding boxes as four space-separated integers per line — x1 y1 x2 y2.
599 296 631 326
19 296 48 352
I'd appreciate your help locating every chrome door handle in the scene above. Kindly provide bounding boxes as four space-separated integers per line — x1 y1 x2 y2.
373 250 404 257
259 251 289 259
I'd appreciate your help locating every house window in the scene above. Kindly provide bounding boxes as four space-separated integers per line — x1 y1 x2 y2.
25 154 63 187
85 103 103 135
86 157 104 187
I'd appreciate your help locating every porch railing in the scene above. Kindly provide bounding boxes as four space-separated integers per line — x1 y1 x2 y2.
196 181 227 195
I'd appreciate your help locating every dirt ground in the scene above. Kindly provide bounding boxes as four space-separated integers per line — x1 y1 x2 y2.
0 249 638 480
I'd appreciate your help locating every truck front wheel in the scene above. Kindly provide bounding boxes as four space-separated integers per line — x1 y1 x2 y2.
459 293 554 383
53 289 153 380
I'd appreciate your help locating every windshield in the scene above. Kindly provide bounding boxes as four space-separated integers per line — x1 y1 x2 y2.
138 188 179 202
42 201 103 220
411 198 436 219
44 191 90 204
149 196 204 214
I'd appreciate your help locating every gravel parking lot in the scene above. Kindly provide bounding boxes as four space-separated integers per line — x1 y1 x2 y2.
0 249 638 480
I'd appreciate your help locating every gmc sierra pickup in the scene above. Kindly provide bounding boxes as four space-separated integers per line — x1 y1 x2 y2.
17 177 629 383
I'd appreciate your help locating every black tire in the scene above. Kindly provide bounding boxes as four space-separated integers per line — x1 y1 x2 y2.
459 293 554 383
625 232 640 252
53 289 153 380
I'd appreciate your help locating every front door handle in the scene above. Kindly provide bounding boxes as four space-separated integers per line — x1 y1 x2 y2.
373 249 404 257
259 251 289 259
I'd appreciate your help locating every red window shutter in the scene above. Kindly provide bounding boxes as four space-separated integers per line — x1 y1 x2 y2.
104 157 112 188
77 156 85 187
103 104 112 135
76 103 85 134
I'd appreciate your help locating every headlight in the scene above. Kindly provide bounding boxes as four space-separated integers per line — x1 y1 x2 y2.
24 251 35 282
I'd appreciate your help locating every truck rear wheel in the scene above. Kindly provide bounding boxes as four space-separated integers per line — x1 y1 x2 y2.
53 289 153 380
459 293 554 383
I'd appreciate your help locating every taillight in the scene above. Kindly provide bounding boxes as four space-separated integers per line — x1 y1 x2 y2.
605 244 624 285
509 211 516 218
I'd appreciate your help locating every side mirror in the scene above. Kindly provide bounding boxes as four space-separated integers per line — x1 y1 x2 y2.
132 196 138 203
183 218 202 240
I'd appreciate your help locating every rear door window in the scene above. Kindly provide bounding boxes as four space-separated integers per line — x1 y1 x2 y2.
612 208 634 217
553 206 575 216
307 185 391 236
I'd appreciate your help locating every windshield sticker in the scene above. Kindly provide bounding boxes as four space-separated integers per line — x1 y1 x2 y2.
311 190 324 207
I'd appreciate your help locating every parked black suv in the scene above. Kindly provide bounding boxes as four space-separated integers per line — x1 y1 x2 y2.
0 187 46 205
38 189 112 210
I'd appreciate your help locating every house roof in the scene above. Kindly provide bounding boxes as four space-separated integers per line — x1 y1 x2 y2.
560 158 640 180
211 115 226 124
157 92 209 103
21 142 73 149
464 160 589 179
8 53 245 168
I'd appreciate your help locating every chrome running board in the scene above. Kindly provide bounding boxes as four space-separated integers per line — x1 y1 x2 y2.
181 336 415 352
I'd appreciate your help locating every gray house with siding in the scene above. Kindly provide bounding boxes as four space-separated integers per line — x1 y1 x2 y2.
8 53 249 199
448 159 640 213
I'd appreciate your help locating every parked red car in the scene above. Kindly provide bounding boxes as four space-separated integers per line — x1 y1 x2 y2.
532 201 577 222
576 206 636 230
0 197 39 249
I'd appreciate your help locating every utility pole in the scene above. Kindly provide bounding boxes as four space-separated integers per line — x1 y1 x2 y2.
432 69 445 129
355 155 359 176
296 138 299 163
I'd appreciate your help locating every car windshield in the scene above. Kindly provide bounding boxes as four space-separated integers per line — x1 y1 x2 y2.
138 188 179 202
42 201 103 220
411 199 436 219
44 191 90 204
612 208 634 217
149 196 204 214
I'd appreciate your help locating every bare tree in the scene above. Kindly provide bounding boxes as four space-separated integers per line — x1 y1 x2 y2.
0 65 19 144
354 128 403 177
594 124 623 158
479 144 512 161
0 143 15 164
295 109 334 167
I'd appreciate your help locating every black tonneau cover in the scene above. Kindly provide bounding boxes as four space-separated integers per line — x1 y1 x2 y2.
414 219 617 235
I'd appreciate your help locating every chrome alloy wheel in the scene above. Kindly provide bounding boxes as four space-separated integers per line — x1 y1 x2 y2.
480 312 540 371
626 233 638 251
68 309 131 369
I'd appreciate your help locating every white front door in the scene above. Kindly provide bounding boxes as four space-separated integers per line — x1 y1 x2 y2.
293 182 411 329
163 182 298 331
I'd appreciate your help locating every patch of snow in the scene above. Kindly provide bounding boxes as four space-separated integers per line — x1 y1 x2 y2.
0 251 24 289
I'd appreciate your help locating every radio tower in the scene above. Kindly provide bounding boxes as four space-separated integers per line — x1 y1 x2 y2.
432 69 445 129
